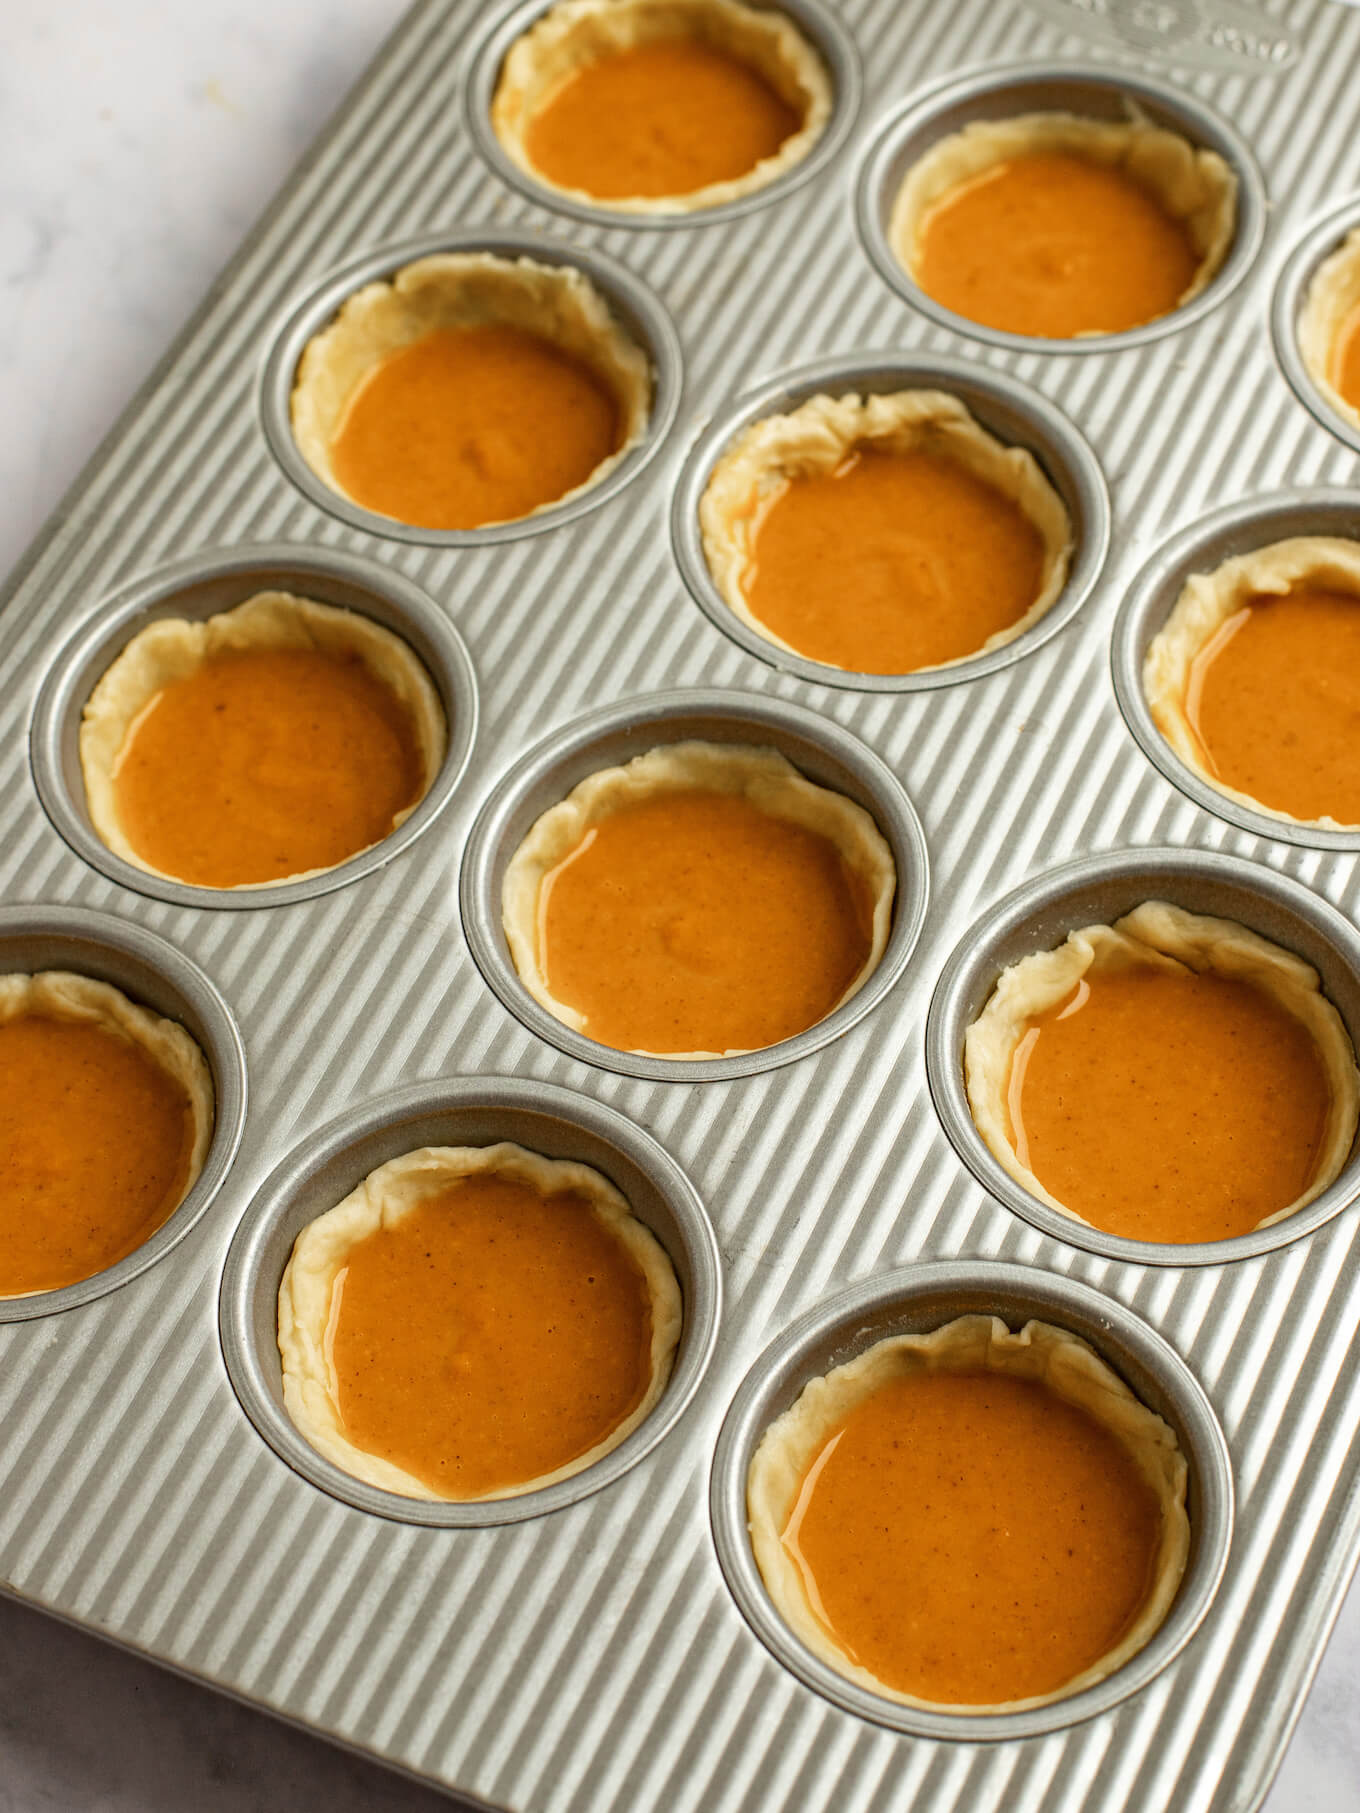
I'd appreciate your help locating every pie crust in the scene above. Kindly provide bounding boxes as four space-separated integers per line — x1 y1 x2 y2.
747 1312 1190 1713
289 253 653 522
1143 535 1360 830
277 1140 683 1502
1298 227 1360 432
890 110 1237 331
80 590 448 888
501 739 897 1057
964 901 1360 1232
698 389 1074 670
490 0 833 215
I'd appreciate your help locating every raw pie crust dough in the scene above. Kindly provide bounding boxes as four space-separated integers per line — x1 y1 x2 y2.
490 0 833 215
698 389 1075 670
278 1141 683 1502
965 901 1360 1232
747 1313 1190 1713
501 740 898 1057
0 969 215 1298
80 591 448 889
1144 535 1360 830
290 253 653 521
890 110 1238 331
1297 228 1360 431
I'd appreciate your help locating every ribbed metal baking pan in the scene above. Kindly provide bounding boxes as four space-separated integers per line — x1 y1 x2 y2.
4 1 1360 1809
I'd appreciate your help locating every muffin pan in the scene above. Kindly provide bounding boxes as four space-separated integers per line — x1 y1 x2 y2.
4 0 1360 1809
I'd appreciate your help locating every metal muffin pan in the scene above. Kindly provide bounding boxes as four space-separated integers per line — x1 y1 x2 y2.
31 542 480 910
855 60 1268 355
670 350 1111 691
0 904 247 1324
926 845 1360 1266
1111 489 1360 852
1272 196 1360 458
458 686 930 1080
710 1261 1233 1740
220 1075 721 1527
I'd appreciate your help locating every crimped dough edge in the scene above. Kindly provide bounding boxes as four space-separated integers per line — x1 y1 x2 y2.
890 110 1238 333
490 0 833 216
79 590 449 890
1298 228 1360 432
1143 536 1360 831
278 1141 683 1503
746 1312 1191 1714
500 739 898 1057
289 252 653 522
0 969 215 1299
698 388 1075 672
964 901 1360 1234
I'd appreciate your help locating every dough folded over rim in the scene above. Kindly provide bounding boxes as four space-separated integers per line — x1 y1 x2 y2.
501 739 897 1057
1144 535 1360 830
80 590 448 889
490 0 833 215
1298 228 1360 431
965 901 1360 1233
890 110 1237 330
290 253 653 521
747 1312 1190 1713
0 968 214 1298
698 389 1074 671
278 1141 683 1503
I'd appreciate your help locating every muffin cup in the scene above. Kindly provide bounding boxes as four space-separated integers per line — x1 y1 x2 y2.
1271 199 1360 459
219 1076 721 1526
31 544 479 910
710 1261 1232 1738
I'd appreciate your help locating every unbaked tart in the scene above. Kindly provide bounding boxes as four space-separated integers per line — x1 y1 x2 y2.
1298 227 1360 431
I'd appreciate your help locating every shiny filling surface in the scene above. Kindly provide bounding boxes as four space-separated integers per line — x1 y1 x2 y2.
781 1369 1162 1705
915 150 1198 339
537 787 875 1053
1007 967 1331 1242
329 1173 656 1498
329 323 622 529
742 446 1047 673
1184 584 1360 824
0 1011 197 1296
524 38 801 200
112 645 425 887
1333 303 1360 412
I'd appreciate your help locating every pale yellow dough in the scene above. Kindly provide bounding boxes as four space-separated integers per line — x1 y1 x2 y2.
79 590 448 890
746 1313 1190 1714
1144 536 1360 830
289 253 652 520
890 110 1237 331
698 389 1074 670
277 1141 683 1503
490 0 833 215
1298 227 1360 432
964 901 1360 1232
501 739 897 1057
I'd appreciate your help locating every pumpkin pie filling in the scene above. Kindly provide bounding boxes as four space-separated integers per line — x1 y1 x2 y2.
1337 305 1360 413
1298 228 1360 430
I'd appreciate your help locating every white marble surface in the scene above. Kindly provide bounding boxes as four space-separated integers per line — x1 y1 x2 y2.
2 1 1359 1807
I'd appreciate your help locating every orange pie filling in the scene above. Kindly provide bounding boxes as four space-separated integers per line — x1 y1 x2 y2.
278 1144 682 1501
501 743 896 1056
747 1316 1189 1711
0 972 212 1297
1336 303 1360 414
1298 227 1360 428
965 902 1360 1245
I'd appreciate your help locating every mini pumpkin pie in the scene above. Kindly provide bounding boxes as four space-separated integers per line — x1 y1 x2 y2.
890 111 1237 339
0 970 213 1297
1144 536 1360 829
1297 227 1360 431
747 1314 1188 1712
699 390 1073 675
501 741 896 1057
290 253 651 530
80 591 446 890
490 0 832 215
277 1141 681 1501
965 901 1360 1245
